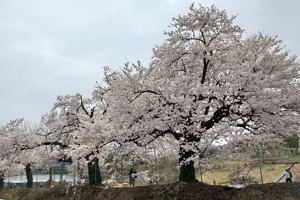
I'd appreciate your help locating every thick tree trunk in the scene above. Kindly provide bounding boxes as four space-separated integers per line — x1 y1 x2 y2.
0 172 4 190
88 158 102 185
25 163 33 188
179 147 197 182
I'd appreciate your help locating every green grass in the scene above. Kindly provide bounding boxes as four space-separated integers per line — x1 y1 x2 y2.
280 154 300 163
218 180 230 185
252 162 277 168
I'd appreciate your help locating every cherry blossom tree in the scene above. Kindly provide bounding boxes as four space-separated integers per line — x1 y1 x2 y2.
96 4 300 182
41 94 113 185
0 119 42 188
0 127 12 189
0 95 112 187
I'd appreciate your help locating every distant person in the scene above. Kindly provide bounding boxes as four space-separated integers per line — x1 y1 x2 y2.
285 168 293 182
10 183 16 189
128 168 137 187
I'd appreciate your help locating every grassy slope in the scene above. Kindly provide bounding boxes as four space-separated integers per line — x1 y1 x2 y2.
199 155 300 185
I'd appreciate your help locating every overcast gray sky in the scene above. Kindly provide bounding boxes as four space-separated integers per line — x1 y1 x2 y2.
0 0 299 125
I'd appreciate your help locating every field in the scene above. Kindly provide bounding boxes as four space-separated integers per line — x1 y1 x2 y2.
199 155 300 185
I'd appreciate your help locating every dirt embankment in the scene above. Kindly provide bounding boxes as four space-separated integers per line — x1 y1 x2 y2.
1 182 300 200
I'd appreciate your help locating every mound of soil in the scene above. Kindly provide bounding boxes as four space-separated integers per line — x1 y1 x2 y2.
1 182 300 200
98 182 232 200
232 182 300 200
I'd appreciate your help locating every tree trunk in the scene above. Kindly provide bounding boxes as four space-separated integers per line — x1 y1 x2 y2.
49 167 53 186
88 158 102 185
25 163 33 188
199 163 203 182
179 147 197 182
259 165 264 184
0 172 4 190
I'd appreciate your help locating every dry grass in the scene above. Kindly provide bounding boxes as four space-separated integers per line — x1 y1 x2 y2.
198 162 300 185
199 170 232 185
249 163 300 183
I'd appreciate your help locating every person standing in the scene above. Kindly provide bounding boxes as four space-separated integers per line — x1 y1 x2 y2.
128 168 137 187
285 168 293 182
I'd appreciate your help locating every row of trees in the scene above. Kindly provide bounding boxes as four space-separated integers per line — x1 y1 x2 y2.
0 4 299 185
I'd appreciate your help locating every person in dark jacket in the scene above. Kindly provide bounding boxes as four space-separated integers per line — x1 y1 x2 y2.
128 168 137 187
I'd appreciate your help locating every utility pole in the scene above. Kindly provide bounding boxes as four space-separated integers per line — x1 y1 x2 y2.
259 143 265 184
199 155 203 182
